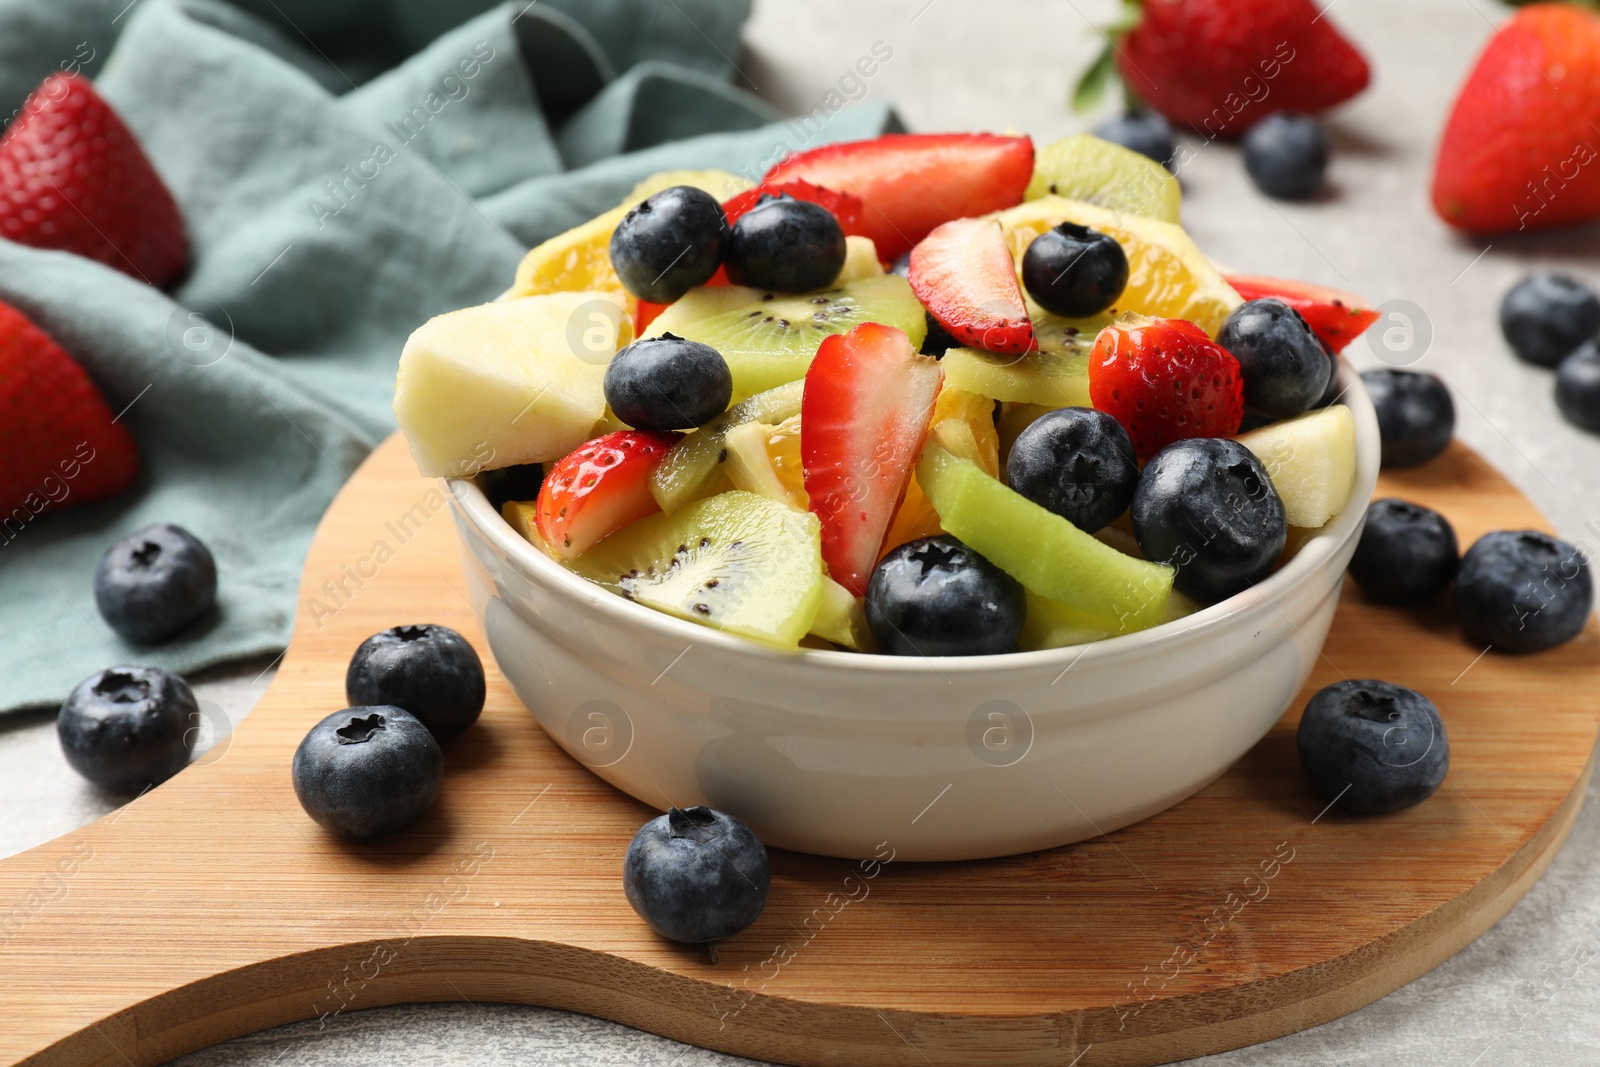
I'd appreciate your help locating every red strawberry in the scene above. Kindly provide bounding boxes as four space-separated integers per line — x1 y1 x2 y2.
1225 274 1379 352
764 133 1033 260
1088 316 1244 457
0 73 187 287
908 217 1035 355
721 179 866 233
802 322 942 596
1104 0 1369 137
0 299 139 519
631 180 869 333
534 430 681 560
1431 3 1600 234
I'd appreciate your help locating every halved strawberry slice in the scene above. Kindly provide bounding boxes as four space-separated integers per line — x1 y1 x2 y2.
722 179 865 232
632 180 869 335
1224 274 1380 354
802 322 943 596
1089 315 1244 458
535 430 681 560
909 217 1035 356
765 133 1033 260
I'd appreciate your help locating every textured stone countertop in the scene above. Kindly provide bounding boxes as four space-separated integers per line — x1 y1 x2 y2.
4 0 1599 1064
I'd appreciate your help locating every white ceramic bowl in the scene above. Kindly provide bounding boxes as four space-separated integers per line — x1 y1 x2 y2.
448 365 1381 861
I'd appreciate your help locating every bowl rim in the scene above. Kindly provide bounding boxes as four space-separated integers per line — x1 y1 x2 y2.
448 360 1381 676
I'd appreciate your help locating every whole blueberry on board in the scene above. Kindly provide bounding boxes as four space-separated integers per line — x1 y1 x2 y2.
1092 110 1177 171
1131 437 1288 603
94 523 217 645
609 185 727 304
866 535 1026 657
1006 407 1138 533
1555 340 1600 433
346 624 486 740
1499 273 1600 368
724 193 846 293
1348 499 1459 606
1454 530 1591 653
623 805 771 944
1297 680 1448 815
604 334 733 432
1217 298 1332 419
292 706 443 837
1020 222 1129 318
58 666 198 795
1360 369 1454 468
1241 112 1329 200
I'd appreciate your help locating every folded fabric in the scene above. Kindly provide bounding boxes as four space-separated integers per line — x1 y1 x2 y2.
0 0 899 713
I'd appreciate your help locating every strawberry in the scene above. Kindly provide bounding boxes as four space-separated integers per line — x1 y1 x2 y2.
908 217 1035 355
1088 315 1244 457
0 299 139 520
1224 274 1379 352
721 179 865 233
802 323 942 596
764 133 1033 260
631 180 869 334
535 430 681 560
1431 3 1600 234
1084 0 1369 137
0 73 187 287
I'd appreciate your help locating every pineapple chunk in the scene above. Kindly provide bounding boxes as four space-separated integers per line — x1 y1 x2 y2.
722 415 807 509
1235 405 1357 529
809 576 876 651
834 236 885 284
395 291 628 477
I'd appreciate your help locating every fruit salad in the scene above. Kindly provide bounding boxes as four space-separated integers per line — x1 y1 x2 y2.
395 132 1375 656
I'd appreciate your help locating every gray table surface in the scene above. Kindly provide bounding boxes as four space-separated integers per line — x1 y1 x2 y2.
7 0 1600 1063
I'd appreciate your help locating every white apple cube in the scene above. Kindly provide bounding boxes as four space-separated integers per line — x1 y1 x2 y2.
394 291 629 477
1235 404 1358 529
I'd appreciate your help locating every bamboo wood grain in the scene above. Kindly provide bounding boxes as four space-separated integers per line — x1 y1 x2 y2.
2 433 1596 1067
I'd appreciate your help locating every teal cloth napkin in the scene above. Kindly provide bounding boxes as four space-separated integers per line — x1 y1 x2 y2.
0 0 899 713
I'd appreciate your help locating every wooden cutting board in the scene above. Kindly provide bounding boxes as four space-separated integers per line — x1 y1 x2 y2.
3 432 1597 1067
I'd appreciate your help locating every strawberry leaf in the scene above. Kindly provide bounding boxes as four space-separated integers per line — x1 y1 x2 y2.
1072 42 1117 112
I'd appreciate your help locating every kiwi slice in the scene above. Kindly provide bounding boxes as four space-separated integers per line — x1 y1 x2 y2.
571 491 824 648
650 379 804 514
644 274 928 397
808 575 875 652
941 305 1110 407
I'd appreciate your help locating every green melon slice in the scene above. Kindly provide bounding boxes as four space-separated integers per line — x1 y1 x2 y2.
916 442 1173 629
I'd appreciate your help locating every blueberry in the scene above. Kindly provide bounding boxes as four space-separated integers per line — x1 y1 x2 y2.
479 463 544 509
866 535 1025 656
346 624 487 739
292 706 443 837
609 186 727 304
1092 110 1177 172
1131 438 1288 603
723 193 846 293
1218 298 1332 419
1454 530 1591 653
57 666 197 794
1006 407 1138 532
1557 341 1600 432
623 805 770 943
1242 112 1329 200
1348 499 1458 605
1296 680 1448 815
1020 222 1129 318
94 523 218 645
1499 273 1600 368
1360 369 1454 468
603 333 733 431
